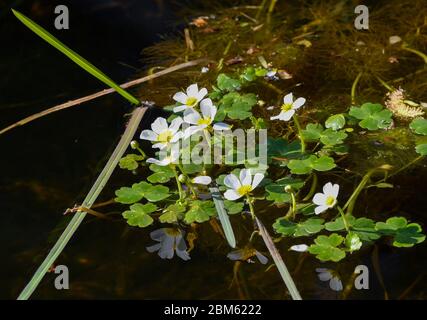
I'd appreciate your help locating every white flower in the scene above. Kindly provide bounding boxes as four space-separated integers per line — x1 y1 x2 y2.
315 268 343 291
223 169 264 200
270 93 306 121
146 228 190 261
173 83 208 113
183 98 230 138
192 176 212 185
312 182 339 215
140 117 183 150
290 244 309 252
146 147 180 166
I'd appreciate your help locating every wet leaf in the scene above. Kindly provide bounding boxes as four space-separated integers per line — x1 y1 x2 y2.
265 177 305 204
224 200 244 215
122 203 157 228
218 92 257 120
217 73 241 92
415 143 427 155
119 154 144 171
325 114 346 130
115 182 170 204
349 103 392 130
147 164 175 183
410 118 427 135
159 203 186 223
345 232 362 252
273 217 324 237
308 234 346 262
184 200 217 224
376 217 426 247
287 155 336 174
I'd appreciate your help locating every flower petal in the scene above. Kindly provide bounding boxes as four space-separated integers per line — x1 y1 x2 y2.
240 169 252 186
169 117 183 133
150 228 166 241
224 189 243 200
270 114 282 120
255 251 269 265
176 249 191 261
151 117 168 134
251 173 264 189
283 92 293 104
184 125 204 139
140 129 157 141
186 83 199 97
183 109 201 125
314 205 328 215
200 98 214 118
330 277 343 291
313 193 327 206
213 122 230 131
317 270 333 282
173 91 188 104
290 244 309 252
146 243 162 253
280 110 295 121
227 250 244 261
152 142 167 150
173 105 187 113
158 235 175 260
330 183 340 198
224 173 241 189
146 157 170 166
292 97 306 109
193 176 212 185
196 87 208 101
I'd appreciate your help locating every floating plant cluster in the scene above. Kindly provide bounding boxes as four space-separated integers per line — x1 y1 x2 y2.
116 67 426 266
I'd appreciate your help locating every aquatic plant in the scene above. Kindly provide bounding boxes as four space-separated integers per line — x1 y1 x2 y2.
8 0 427 300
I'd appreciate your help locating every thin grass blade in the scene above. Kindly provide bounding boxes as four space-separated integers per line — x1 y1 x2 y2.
17 107 147 300
209 186 236 248
255 217 302 300
11 9 140 105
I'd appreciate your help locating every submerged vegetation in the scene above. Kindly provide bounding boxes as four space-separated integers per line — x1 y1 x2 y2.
7 0 427 299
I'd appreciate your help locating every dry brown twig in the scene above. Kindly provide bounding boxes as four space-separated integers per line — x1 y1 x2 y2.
0 58 208 136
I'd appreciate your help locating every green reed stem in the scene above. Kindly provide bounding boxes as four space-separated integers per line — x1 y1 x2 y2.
351 72 363 105
17 107 147 300
256 0 269 20
337 205 350 232
401 46 427 64
375 76 394 92
303 173 318 201
172 165 184 200
292 114 305 153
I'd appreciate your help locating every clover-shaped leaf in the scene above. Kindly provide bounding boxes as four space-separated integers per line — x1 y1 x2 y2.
345 232 362 252
267 138 302 163
308 233 346 262
184 200 217 224
217 92 257 120
273 217 324 237
376 217 426 247
287 155 336 174
349 103 392 130
115 182 170 204
122 203 157 228
147 164 175 183
351 217 381 241
159 203 186 223
410 118 427 135
217 73 241 92
415 143 427 156
224 200 244 215
119 154 144 171
302 124 347 146
265 177 305 204
302 123 323 141
325 114 346 131
325 216 357 231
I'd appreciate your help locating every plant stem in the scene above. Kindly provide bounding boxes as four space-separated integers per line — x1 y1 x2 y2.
292 114 305 153
246 195 256 220
337 205 350 232
302 173 318 201
17 107 147 300
375 75 394 92
256 0 268 20
177 163 197 197
290 191 297 219
171 165 184 200
401 46 427 64
351 72 363 105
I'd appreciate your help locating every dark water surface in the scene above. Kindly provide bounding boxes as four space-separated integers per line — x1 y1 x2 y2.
0 0 426 300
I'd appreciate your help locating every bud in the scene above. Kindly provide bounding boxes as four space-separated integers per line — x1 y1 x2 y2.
130 141 139 150
178 174 187 183
284 185 293 193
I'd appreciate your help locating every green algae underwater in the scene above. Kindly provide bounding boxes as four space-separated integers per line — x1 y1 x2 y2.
3 0 427 299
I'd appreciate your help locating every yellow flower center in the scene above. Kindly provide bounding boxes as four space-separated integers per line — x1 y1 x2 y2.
197 117 211 126
281 103 293 112
326 196 336 207
237 184 252 196
157 130 173 143
186 97 197 106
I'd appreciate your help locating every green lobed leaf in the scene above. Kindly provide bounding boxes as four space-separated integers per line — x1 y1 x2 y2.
375 217 425 247
159 203 186 223
273 217 324 237
184 200 217 224
119 154 144 171
122 203 157 228
349 103 392 130
115 182 170 204
410 118 427 135
147 164 175 183
217 73 241 92
287 155 336 174
325 114 346 131
308 233 346 262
